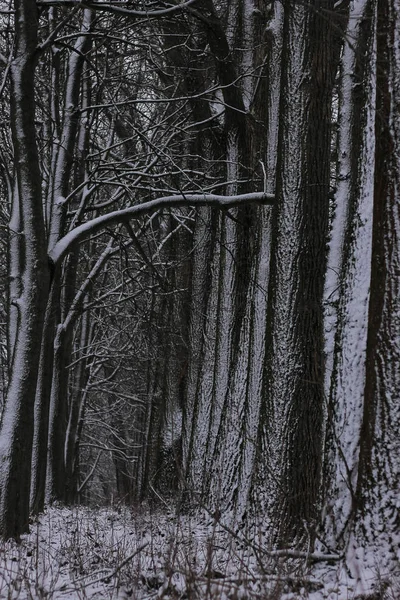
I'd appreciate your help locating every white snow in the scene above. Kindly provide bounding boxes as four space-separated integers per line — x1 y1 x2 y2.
323 0 378 542
0 505 398 599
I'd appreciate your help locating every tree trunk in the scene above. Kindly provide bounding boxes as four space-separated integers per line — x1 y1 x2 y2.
322 0 378 546
64 306 92 504
30 274 60 514
261 0 338 545
211 0 283 523
0 0 49 539
356 0 400 539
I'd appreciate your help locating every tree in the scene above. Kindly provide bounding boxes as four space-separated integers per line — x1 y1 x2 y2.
181 0 270 522
323 0 400 549
0 0 398 557
0 0 50 539
322 0 378 544
0 0 272 539
246 0 339 545
358 0 400 538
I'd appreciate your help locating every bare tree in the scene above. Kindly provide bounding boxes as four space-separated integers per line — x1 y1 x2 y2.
0 0 271 539
1 0 397 556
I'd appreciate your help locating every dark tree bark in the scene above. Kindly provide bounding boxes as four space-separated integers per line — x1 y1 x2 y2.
356 0 400 537
0 0 49 539
322 0 378 545
260 0 339 545
64 305 92 504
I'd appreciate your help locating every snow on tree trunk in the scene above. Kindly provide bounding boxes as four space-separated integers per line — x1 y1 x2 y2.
182 0 246 504
182 205 214 479
0 0 49 539
323 0 362 397
43 12 93 504
250 0 283 520
259 0 338 545
206 137 241 511
355 0 400 541
30 274 59 514
186 203 238 502
184 209 220 497
322 0 378 545
208 1 283 522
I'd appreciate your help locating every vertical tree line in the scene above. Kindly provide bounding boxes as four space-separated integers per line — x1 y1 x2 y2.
0 0 398 554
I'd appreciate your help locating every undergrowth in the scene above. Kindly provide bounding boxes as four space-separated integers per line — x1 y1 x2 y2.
0 505 398 599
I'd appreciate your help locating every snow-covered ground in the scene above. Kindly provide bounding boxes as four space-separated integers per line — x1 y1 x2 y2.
0 506 398 599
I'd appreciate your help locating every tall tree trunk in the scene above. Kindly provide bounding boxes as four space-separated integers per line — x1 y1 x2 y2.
261 0 338 545
356 0 400 539
64 305 92 503
30 273 60 513
322 0 378 546
183 207 220 498
183 0 247 507
211 0 283 522
43 12 93 503
0 0 49 539
252 0 283 516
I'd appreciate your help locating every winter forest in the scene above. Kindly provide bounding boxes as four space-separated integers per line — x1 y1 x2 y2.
0 0 399 597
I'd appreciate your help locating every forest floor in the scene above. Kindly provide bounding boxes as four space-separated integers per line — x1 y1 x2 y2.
0 504 398 599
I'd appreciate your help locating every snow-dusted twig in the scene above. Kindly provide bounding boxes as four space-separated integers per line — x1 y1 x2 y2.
36 0 197 18
50 191 275 265
63 541 149 590
101 541 149 582
266 548 343 562
77 450 102 493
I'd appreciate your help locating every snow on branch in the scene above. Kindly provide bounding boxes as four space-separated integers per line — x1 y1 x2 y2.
35 0 198 17
49 191 274 265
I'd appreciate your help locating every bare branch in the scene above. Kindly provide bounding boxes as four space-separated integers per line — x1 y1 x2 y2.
35 0 198 18
49 191 274 265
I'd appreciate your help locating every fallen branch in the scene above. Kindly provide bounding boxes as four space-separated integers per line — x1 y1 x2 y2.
101 541 150 582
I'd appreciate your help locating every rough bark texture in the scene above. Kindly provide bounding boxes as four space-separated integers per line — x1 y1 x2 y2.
260 0 338 545
322 0 378 545
356 0 400 538
0 0 49 539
